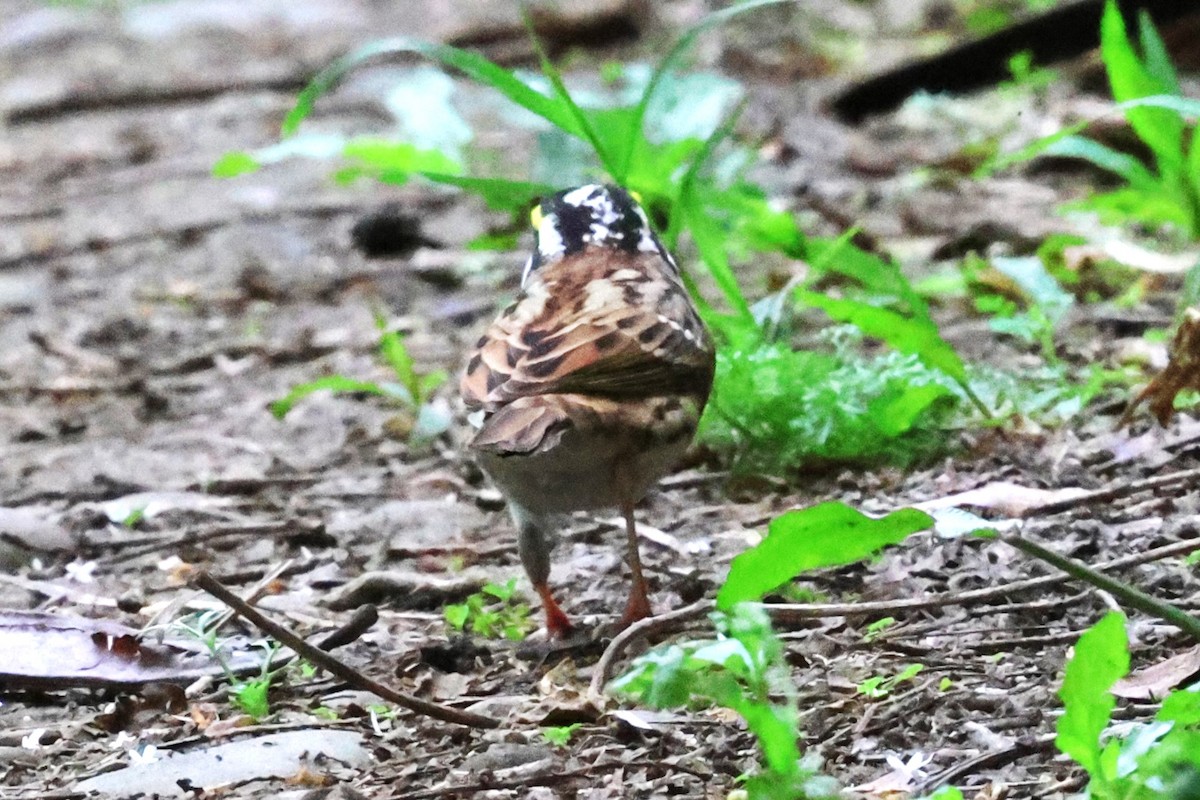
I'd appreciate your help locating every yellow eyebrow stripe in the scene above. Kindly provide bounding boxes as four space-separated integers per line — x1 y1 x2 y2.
530 204 543 229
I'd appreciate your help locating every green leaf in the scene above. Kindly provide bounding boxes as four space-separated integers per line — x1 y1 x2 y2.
739 698 800 777
283 37 585 140
421 174 554 212
231 679 271 720
342 138 461 179
444 603 469 630
542 723 583 747
212 151 260 178
269 376 406 419
795 292 968 384
680 179 753 321
1043 136 1160 190
717 503 933 609
1100 0 1183 176
868 383 954 437
1056 611 1130 778
1137 10 1180 94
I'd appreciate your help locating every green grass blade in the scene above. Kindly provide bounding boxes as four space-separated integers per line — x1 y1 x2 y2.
1099 0 1183 176
796 292 966 382
420 173 554 212
617 0 791 182
269 376 402 419
1056 611 1129 778
977 119 1091 177
677 102 753 321
717 503 933 609
282 37 584 139
1137 9 1180 94
521 13 614 175
1044 136 1160 190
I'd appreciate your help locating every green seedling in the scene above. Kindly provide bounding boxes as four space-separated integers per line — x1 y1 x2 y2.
987 0 1200 240
1052 611 1200 799
269 310 448 440
444 579 532 641
229 642 278 720
174 611 282 722
856 664 925 700
121 506 147 529
863 617 896 643
615 501 936 798
542 723 583 748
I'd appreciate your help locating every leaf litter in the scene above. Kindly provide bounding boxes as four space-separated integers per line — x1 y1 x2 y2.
2 0 1200 798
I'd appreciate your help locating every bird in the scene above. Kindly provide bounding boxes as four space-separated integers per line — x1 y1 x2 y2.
460 184 715 637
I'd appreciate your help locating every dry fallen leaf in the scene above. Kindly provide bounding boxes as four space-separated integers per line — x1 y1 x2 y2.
1111 645 1200 700
1121 308 1200 428
916 482 1089 518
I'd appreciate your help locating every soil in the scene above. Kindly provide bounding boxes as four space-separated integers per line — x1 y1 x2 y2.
2 1 1199 798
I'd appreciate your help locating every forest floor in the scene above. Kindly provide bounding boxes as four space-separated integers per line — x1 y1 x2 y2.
1 1 1198 798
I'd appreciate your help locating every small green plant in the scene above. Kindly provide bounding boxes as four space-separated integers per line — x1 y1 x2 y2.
269 310 448 440
856 664 925 699
229 645 277 720
862 617 896 643
121 505 147 529
613 502 935 799
541 723 583 747
988 0 1200 239
174 611 281 722
444 579 532 641
1054 611 1200 799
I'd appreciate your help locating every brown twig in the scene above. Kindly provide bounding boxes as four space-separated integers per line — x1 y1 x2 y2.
587 600 713 703
998 531 1200 643
191 570 499 729
1025 466 1200 516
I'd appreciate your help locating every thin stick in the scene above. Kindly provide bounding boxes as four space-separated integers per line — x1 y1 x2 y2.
1026 466 1200 516
588 600 712 703
191 570 499 729
999 532 1200 643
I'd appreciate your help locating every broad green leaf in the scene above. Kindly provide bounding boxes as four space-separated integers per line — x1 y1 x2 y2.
230 680 271 720
269 376 409 419
869 383 954 437
806 236 917 305
717 502 933 609
1056 611 1129 777
1100 0 1182 176
738 699 800 777
1136 9 1179 96
283 37 584 140
795 292 968 383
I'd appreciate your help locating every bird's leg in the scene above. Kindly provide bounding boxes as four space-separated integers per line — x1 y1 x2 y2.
618 497 652 629
512 504 574 638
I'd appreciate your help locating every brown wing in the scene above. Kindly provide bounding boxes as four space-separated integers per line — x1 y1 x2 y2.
461 254 713 410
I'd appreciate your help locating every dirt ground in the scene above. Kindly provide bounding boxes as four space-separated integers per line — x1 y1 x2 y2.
2 1 1199 798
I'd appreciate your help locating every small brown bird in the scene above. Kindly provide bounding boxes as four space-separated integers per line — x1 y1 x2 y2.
460 184 715 637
